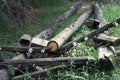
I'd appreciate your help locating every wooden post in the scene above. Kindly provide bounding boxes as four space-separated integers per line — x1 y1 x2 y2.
47 6 93 52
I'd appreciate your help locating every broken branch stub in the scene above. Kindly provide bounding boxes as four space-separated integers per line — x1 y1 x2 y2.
47 6 93 52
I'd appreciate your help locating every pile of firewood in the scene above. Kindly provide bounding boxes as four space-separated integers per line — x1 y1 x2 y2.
0 1 120 80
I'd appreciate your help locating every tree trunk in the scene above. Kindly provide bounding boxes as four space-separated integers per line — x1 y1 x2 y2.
47 6 93 52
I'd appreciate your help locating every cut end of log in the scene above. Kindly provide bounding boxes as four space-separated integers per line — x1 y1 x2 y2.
19 34 31 46
47 41 59 52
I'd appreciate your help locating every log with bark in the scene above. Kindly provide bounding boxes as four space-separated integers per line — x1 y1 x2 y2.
93 3 116 69
34 1 82 39
60 17 120 51
0 56 94 68
47 6 93 52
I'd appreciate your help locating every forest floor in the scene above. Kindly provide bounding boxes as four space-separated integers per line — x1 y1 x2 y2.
0 1 120 80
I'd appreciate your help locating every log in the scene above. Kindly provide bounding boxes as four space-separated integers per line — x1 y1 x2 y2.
30 37 49 47
34 1 82 40
60 17 120 51
93 3 116 69
93 33 120 46
47 6 93 52
29 1 82 47
0 56 94 68
12 65 67 80
0 46 45 53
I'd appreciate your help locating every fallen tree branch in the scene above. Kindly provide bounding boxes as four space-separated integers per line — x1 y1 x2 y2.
0 56 94 68
12 65 67 80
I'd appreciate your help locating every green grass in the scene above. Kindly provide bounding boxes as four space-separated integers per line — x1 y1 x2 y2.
0 1 120 80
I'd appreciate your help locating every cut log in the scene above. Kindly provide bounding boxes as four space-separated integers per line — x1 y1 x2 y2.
0 56 94 68
12 65 67 80
0 46 45 53
30 37 49 47
34 1 82 40
18 1 81 47
93 3 116 69
60 17 120 51
47 6 93 52
93 33 120 46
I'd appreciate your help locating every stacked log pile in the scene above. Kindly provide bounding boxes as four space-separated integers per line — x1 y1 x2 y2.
0 2 120 80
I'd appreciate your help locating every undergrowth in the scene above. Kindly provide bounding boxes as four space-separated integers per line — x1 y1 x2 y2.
0 1 120 80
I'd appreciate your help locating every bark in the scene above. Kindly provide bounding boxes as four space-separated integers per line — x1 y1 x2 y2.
0 56 94 68
60 17 120 51
47 6 93 52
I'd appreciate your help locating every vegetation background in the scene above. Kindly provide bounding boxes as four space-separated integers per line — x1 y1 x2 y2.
0 0 120 80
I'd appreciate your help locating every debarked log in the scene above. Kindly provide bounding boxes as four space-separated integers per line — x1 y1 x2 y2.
47 6 93 52
60 17 120 51
0 56 94 68
93 33 120 46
